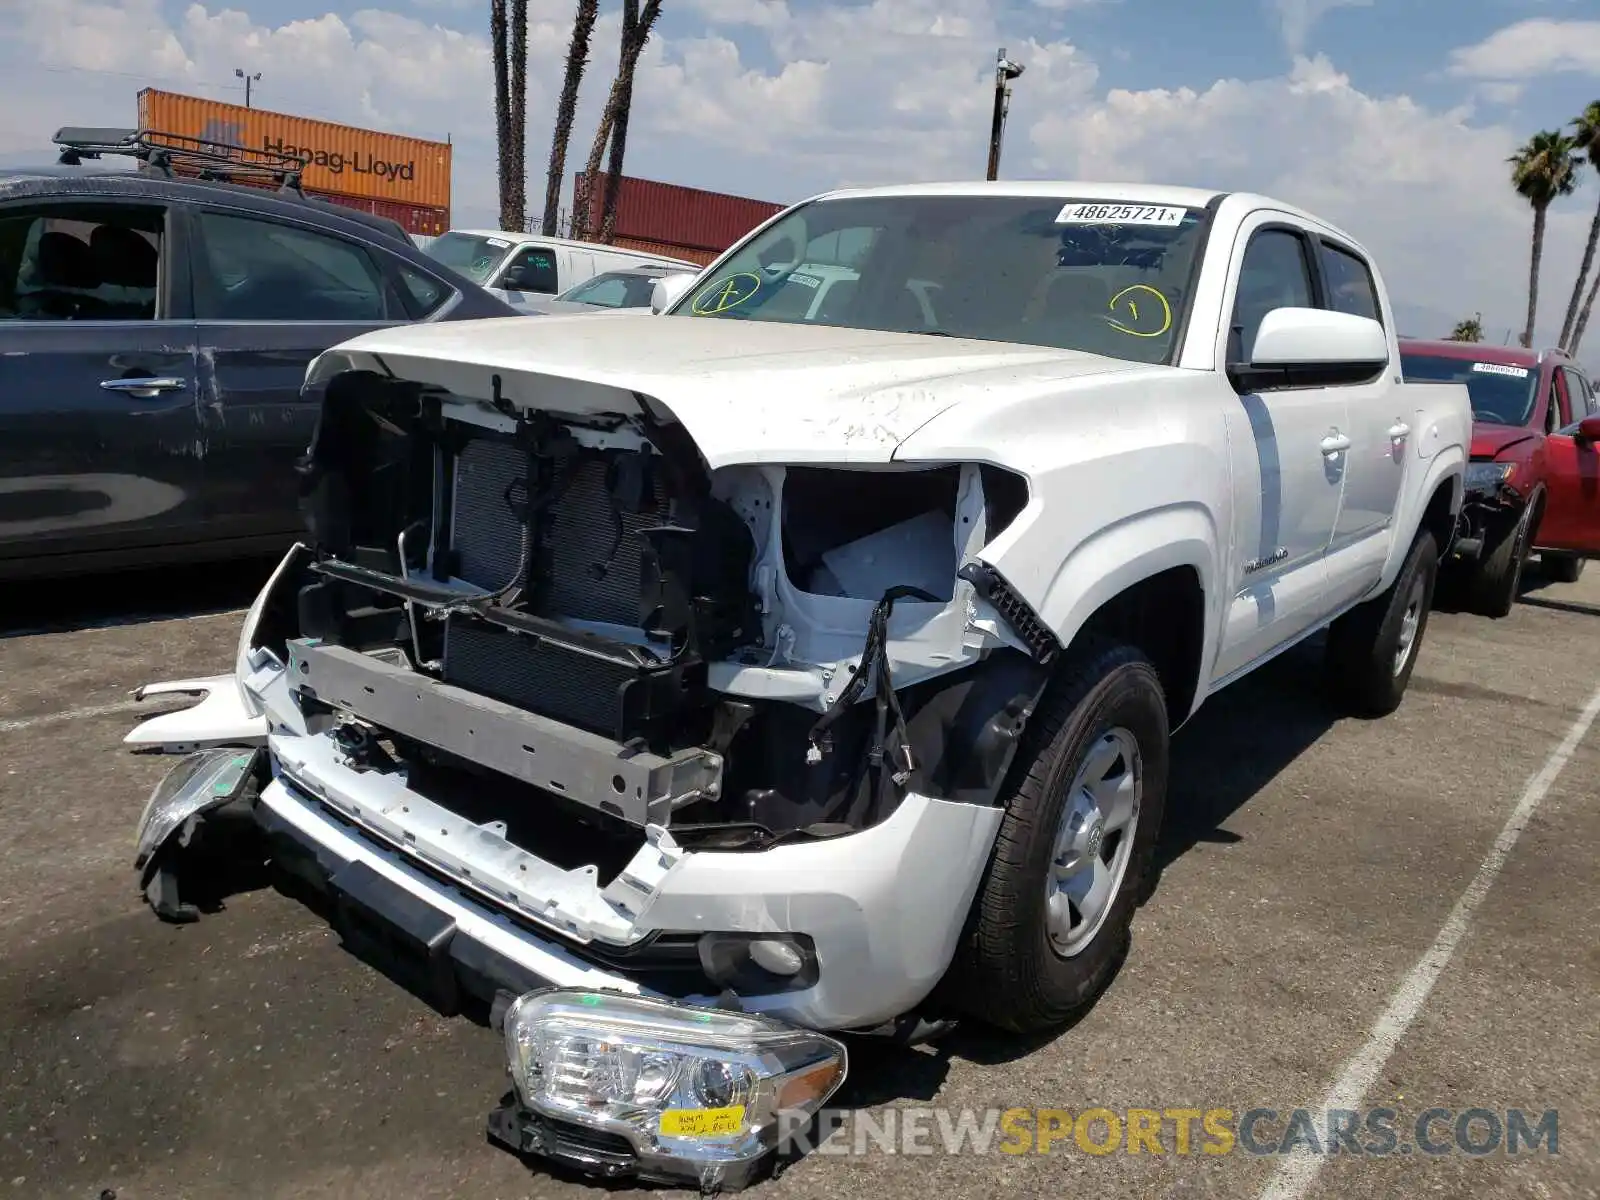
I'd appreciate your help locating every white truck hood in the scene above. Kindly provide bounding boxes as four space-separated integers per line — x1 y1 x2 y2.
314 313 1145 469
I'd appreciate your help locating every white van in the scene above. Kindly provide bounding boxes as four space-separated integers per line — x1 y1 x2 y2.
423 229 699 314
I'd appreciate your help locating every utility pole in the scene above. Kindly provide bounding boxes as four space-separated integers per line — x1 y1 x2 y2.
986 48 1025 181
235 68 261 109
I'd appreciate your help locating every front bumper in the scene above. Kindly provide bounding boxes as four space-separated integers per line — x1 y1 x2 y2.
253 749 1000 1031
1449 482 1528 563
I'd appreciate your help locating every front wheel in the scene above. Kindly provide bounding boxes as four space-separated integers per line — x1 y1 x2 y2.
1324 528 1439 717
941 639 1169 1034
1470 501 1536 617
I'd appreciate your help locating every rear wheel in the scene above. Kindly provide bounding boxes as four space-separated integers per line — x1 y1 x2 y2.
1543 553 1586 584
1324 528 1438 717
942 639 1169 1033
1470 500 1536 618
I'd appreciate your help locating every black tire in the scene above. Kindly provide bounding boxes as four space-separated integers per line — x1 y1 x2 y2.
1470 500 1536 618
941 639 1169 1034
1324 529 1438 717
1543 553 1586 584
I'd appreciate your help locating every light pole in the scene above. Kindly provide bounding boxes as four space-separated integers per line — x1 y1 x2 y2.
235 68 261 109
986 48 1025 181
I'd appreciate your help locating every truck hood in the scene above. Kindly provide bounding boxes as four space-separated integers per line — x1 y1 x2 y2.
1470 422 1537 459
313 312 1149 469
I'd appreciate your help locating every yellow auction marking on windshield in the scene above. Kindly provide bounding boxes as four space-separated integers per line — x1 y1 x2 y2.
691 272 761 314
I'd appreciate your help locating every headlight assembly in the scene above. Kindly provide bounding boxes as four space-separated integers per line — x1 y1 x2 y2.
1463 461 1515 492
498 988 846 1190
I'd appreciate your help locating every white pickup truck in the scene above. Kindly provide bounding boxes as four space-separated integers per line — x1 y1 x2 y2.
127 182 1470 1192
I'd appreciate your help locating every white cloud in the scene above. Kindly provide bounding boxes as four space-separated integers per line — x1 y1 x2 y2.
1270 0 1373 57
1474 81 1525 107
1448 18 1600 79
0 2 1594 351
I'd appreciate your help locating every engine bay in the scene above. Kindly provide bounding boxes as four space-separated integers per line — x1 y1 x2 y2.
254 367 1052 857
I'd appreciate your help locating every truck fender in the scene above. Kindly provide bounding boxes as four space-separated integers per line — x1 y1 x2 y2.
1023 503 1220 700
1378 445 1465 592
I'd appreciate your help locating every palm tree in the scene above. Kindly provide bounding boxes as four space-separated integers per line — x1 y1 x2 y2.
575 0 663 242
1449 313 1484 342
490 0 511 228
1508 130 1581 348
489 0 528 231
1558 103 1600 351
541 0 599 237
509 0 528 230
1572 264 1600 355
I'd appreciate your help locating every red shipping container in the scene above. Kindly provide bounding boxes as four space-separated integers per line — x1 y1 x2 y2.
574 172 783 258
313 190 450 237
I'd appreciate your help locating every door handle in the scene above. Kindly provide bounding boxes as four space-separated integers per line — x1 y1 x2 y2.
1388 421 1411 441
1320 432 1352 456
101 376 188 398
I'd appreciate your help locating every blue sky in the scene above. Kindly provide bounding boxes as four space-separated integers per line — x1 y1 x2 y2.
1 0 1598 357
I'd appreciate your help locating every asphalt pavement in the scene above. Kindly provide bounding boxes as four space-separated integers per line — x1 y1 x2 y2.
1 556 1596 1200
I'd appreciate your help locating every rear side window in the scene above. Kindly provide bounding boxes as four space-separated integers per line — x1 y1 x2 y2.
193 212 391 321
1319 241 1382 323
395 262 450 318
0 203 164 321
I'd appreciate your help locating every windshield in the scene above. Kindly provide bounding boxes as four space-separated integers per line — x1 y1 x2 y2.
558 270 661 308
672 195 1211 363
423 231 514 285
1399 352 1539 426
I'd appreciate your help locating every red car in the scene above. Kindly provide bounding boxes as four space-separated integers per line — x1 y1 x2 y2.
1398 339 1600 615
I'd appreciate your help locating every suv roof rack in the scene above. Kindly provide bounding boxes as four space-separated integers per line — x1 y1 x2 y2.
53 126 309 194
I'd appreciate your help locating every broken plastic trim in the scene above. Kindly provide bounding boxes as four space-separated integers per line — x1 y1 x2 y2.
957 561 1060 664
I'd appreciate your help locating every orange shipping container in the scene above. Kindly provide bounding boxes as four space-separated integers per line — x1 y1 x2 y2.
137 88 451 210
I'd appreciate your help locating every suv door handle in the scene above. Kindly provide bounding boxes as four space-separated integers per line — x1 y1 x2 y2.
1388 421 1411 441
100 376 187 398
1320 432 1352 456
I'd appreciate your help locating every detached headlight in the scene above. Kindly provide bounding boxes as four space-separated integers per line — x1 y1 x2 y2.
501 989 846 1189
1464 461 1515 492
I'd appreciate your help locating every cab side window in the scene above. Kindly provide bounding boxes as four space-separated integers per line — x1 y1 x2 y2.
499 247 559 294
1319 241 1382 324
1546 370 1569 434
1560 367 1594 423
0 203 164 321
1229 228 1315 362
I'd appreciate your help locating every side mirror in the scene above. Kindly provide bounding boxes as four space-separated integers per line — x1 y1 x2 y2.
650 272 697 314
1230 307 1389 392
1576 415 1600 446
498 267 534 292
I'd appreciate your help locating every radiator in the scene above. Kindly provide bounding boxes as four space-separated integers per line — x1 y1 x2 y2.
442 620 632 735
449 435 670 625
444 433 674 735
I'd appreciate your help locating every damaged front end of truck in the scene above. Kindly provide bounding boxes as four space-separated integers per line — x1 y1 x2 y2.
126 332 1061 1191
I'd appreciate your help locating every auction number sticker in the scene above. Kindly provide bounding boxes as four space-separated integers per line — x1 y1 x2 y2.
1471 362 1529 378
788 272 822 289
1056 202 1188 226
659 1105 746 1138
485 237 511 248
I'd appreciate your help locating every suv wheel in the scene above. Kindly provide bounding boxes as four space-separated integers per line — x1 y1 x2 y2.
1471 500 1536 618
1543 553 1586 584
1324 528 1438 717
942 639 1169 1033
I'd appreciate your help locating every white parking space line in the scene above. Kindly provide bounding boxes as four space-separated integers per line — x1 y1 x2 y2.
1257 680 1600 1200
0 698 156 733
